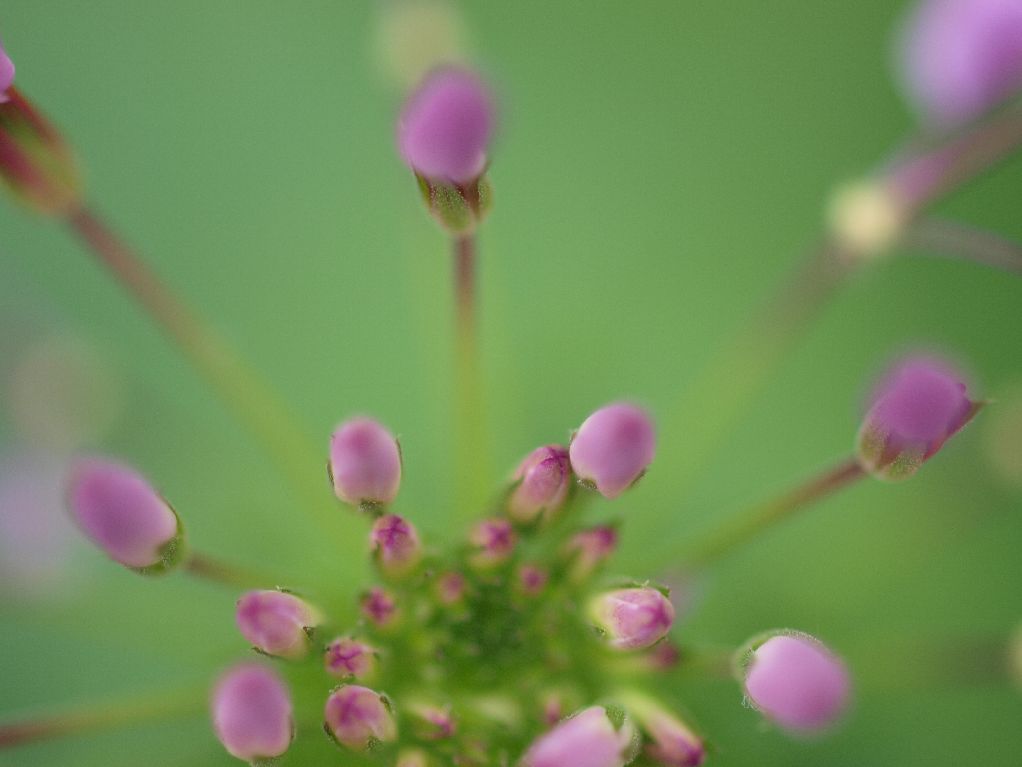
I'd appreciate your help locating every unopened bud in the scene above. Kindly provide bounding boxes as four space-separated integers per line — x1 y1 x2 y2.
621 691 704 767
897 0 1022 128
563 525 618 582
739 631 851 734
434 570 467 606
857 355 980 480
468 517 517 569
590 587 674 651
329 417 402 512
517 563 549 597
67 457 182 574
235 590 320 660
0 53 81 215
211 663 294 763
507 445 571 525
361 586 400 629
370 514 423 579
569 403 656 499
324 684 397 751
521 705 637 767
325 636 378 682
408 701 457 740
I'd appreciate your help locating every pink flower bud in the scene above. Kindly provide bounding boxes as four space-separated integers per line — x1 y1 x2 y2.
361 585 400 628
858 356 979 480
369 514 423 578
741 632 851 734
569 403 656 499
398 67 494 184
325 636 378 681
468 517 517 569
236 590 319 660
521 706 637 767
324 685 398 751
898 0 1022 128
434 570 467 606
408 702 457 739
625 695 704 767
517 563 549 597
0 38 14 103
590 587 674 651
67 458 182 572
507 445 572 524
329 417 401 510
563 525 618 582
211 663 294 762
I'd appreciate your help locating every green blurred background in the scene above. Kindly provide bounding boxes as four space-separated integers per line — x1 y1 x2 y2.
1 1 1020 765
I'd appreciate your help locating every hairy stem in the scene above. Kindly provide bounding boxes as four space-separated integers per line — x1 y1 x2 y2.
453 233 488 520
678 457 866 570
0 687 203 749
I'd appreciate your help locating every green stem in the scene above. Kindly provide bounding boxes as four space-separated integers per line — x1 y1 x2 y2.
677 457 866 570
453 233 488 521
65 204 350 552
183 552 278 589
0 687 204 749
900 217 1022 276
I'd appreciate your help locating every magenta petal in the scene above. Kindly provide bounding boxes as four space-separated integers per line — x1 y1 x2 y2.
398 67 494 183
67 457 179 569
212 664 293 761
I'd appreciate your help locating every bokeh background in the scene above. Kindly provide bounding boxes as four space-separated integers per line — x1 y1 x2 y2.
1 1 1020 765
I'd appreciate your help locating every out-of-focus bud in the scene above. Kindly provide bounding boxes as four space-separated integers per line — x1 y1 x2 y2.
329 417 402 512
590 587 675 651
361 585 400 629
827 180 907 260
507 445 572 525
517 563 549 597
468 517 517 569
521 705 637 767
211 663 294 763
569 403 656 499
325 636 378 682
396 747 432 767
538 688 583 728
857 355 980 480
0 39 13 102
236 590 320 660
897 0 1022 128
621 692 704 767
434 570 467 606
739 631 851 734
407 701 457 740
0 43 81 214
398 67 495 234
324 685 398 751
563 525 618 583
369 514 423 579
67 457 183 574
376 0 468 90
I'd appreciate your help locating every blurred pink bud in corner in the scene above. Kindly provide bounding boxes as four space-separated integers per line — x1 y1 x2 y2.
67 457 181 572
212 663 294 762
521 706 636 767
570 402 656 499
742 632 851 734
898 0 1022 127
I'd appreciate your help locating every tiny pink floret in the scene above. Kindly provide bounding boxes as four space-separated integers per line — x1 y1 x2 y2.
212 663 293 762
370 514 422 577
67 457 179 570
507 445 572 524
591 587 675 651
570 403 656 499
324 684 397 751
325 636 377 680
236 590 318 660
743 633 851 734
329 417 402 507
469 517 517 568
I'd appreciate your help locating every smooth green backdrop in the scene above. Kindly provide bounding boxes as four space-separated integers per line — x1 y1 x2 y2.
1 1 1020 765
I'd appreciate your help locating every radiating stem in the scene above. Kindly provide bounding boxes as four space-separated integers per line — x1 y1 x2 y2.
0 687 203 749
453 232 488 520
65 204 347 549
900 217 1022 275
183 552 278 589
677 457 866 570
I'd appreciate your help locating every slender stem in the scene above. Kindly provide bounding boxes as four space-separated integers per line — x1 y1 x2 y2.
678 457 866 570
183 552 278 589
453 233 488 520
64 204 347 549
900 217 1022 276
0 687 203 749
